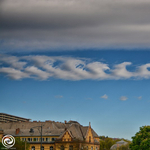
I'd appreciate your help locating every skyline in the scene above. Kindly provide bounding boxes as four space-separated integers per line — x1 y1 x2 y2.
1 0 150 141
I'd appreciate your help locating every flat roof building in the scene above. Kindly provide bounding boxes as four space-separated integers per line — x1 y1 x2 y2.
0 113 30 122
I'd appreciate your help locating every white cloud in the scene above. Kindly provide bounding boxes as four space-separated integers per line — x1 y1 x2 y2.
1 54 150 80
25 66 50 80
101 94 108 99
120 96 128 101
55 95 63 98
86 98 93 100
0 67 29 80
111 62 133 79
137 96 142 100
135 64 150 79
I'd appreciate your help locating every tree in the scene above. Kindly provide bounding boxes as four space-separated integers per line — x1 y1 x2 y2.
13 138 30 150
130 125 150 150
100 137 116 150
0 142 8 150
117 144 130 150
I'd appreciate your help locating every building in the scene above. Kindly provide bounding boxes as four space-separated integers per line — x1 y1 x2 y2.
0 113 30 122
110 140 129 150
0 119 100 150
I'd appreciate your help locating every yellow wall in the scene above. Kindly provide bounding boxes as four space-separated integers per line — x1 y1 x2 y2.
95 137 100 142
30 143 55 150
0 131 3 142
85 127 94 143
62 131 72 142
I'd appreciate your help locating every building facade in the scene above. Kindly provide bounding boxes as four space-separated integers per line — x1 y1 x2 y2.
0 119 100 150
0 113 30 122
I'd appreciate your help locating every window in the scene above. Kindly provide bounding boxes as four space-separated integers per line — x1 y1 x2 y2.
52 138 56 141
86 146 88 150
31 146 35 150
89 136 91 143
50 146 53 150
96 147 98 150
91 146 93 150
46 138 50 142
69 145 73 150
28 138 32 142
33 138 38 142
42 146 44 150
39 138 45 142
22 138 26 141
60 145 64 150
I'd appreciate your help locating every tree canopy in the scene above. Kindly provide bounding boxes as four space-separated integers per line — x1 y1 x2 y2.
0 142 7 150
130 125 150 150
13 138 30 150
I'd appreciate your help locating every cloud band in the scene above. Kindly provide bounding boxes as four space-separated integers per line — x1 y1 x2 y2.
0 54 150 80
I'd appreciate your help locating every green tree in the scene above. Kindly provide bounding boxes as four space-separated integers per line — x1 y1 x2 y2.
118 143 130 150
100 137 116 150
0 142 8 150
13 138 30 150
130 126 150 150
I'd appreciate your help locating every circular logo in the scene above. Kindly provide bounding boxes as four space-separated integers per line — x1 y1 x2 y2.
2 135 15 148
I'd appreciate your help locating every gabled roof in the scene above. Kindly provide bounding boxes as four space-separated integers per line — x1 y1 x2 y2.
58 122 99 142
0 120 99 143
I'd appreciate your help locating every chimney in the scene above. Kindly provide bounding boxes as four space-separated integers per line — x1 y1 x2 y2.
16 128 20 135
64 120 67 124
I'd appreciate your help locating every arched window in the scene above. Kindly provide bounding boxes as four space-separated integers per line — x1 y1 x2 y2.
31 146 35 150
60 145 64 150
50 146 53 150
69 145 73 150
87 146 88 150
91 146 93 150
89 136 91 143
42 146 44 150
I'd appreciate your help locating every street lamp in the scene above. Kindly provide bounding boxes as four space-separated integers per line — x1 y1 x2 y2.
29 125 43 150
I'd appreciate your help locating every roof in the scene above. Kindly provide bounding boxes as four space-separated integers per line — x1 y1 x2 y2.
110 140 128 150
0 113 30 122
0 120 99 142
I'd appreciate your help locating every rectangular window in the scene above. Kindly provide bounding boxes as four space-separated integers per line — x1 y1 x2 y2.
33 138 38 142
39 138 45 141
22 138 26 141
28 138 32 142
46 138 50 141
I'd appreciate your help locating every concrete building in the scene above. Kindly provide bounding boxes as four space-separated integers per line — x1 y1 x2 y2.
0 113 30 122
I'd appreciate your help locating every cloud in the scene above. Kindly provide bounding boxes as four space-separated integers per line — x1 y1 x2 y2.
1 54 150 80
101 94 108 99
0 67 29 80
137 96 142 100
120 96 128 101
1 0 150 51
111 62 133 79
55 95 63 99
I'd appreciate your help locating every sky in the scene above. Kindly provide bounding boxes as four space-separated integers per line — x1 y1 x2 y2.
1 0 150 140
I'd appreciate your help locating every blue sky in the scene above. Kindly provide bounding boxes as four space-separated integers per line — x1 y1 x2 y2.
1 0 150 141
1 50 150 140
